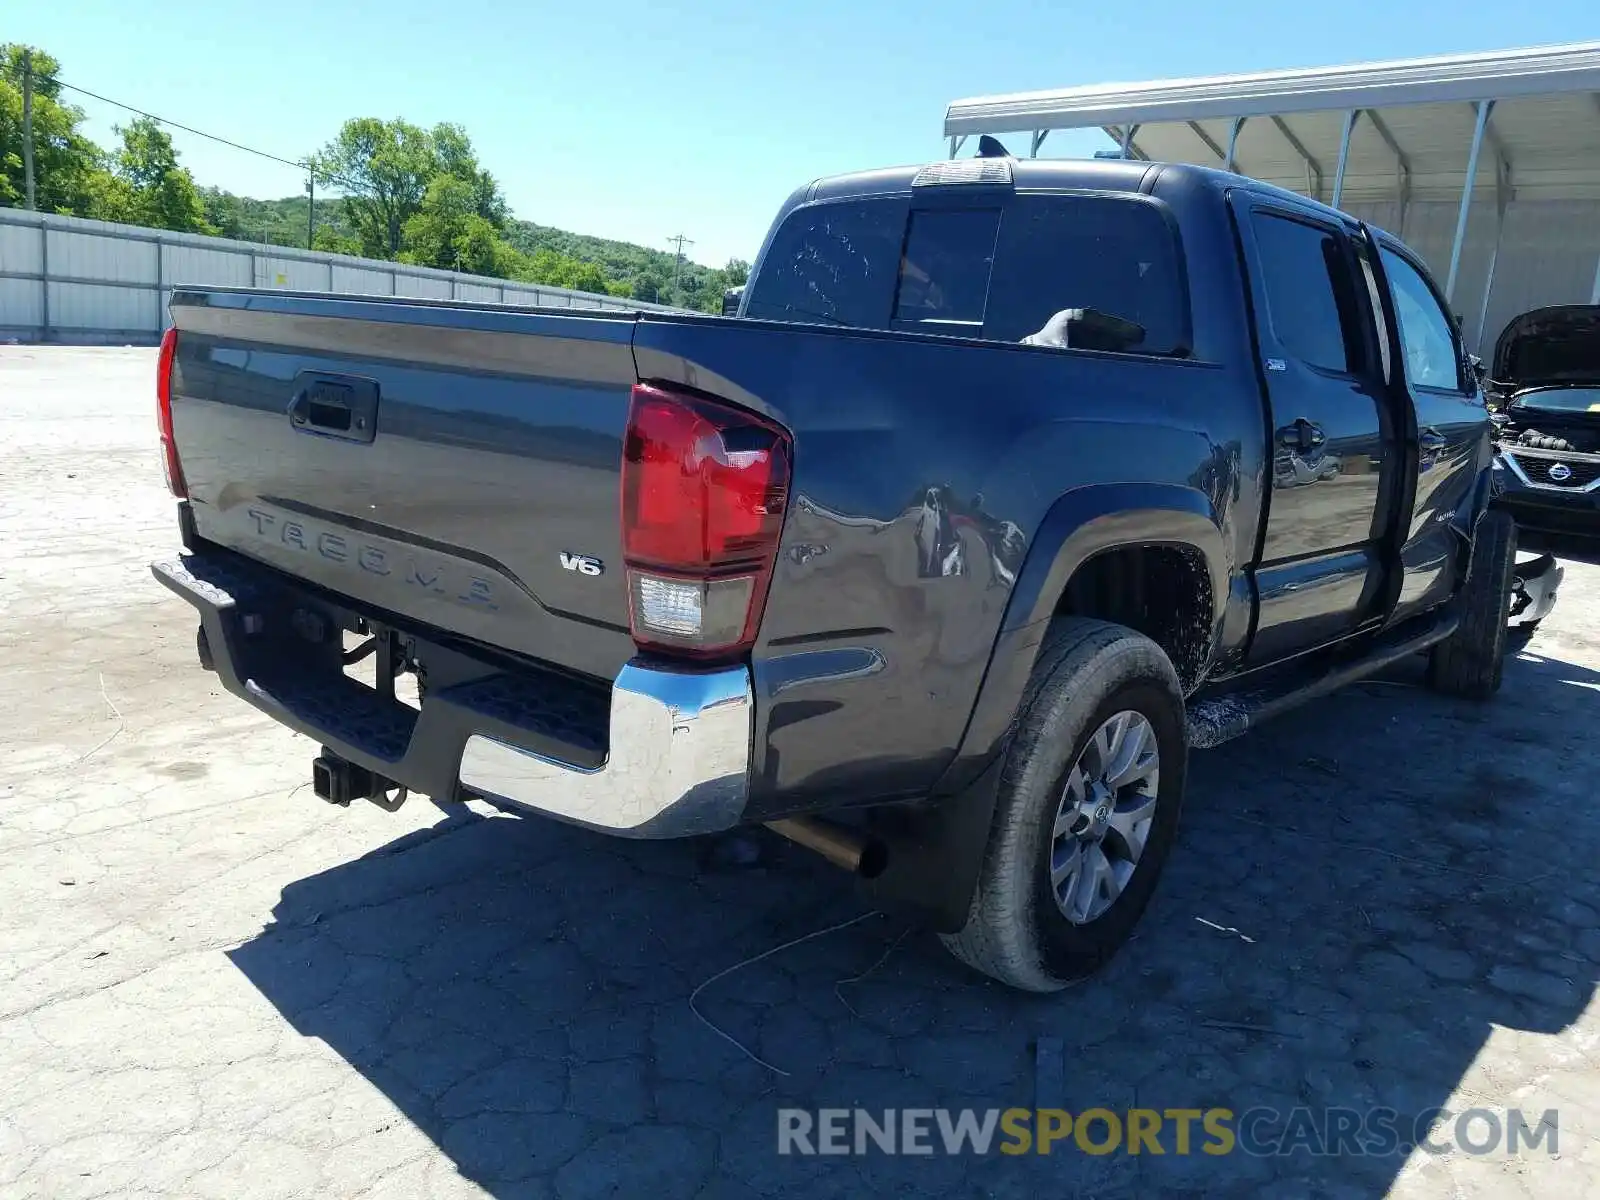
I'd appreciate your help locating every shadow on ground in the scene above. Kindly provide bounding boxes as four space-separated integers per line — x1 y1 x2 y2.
230 644 1600 1198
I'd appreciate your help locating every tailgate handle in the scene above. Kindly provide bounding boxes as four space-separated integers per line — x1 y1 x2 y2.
288 375 380 445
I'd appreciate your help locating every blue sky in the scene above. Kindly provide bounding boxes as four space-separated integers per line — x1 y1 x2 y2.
13 2 1600 266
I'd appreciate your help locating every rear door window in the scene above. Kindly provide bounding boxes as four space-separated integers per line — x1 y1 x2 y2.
1248 212 1365 375
984 195 1188 355
742 199 906 328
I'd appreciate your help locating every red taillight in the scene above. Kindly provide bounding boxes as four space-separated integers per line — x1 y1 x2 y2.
620 382 791 658
156 326 186 498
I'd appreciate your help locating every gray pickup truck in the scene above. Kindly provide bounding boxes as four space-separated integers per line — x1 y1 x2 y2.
152 151 1557 991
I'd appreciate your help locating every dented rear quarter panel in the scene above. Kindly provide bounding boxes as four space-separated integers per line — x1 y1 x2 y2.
633 305 1265 817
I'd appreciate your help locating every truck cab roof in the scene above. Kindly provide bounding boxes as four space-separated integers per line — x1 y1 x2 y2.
800 156 1386 240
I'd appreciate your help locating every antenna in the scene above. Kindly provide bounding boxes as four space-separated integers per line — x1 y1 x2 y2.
976 135 1014 160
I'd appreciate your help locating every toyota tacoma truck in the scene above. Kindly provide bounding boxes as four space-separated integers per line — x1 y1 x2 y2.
152 152 1550 992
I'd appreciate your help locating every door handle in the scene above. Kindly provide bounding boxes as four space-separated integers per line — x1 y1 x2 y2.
1419 429 1447 452
1277 418 1326 454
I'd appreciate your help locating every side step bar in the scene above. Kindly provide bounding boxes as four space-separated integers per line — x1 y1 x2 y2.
1186 610 1459 749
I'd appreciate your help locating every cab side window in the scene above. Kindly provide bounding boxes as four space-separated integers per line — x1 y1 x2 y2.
1378 249 1462 392
1249 212 1366 375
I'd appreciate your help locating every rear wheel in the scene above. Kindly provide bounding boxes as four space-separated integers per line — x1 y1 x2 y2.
1427 510 1517 700
940 619 1187 992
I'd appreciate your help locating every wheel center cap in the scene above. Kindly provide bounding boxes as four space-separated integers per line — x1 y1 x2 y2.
1081 784 1113 838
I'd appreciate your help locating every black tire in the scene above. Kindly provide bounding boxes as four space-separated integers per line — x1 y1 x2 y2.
1427 509 1517 700
939 619 1188 992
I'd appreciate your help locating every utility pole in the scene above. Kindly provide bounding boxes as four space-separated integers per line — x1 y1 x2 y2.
306 170 315 250
666 234 694 297
21 49 37 210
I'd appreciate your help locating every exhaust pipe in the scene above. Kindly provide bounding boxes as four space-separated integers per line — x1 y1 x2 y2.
765 817 889 879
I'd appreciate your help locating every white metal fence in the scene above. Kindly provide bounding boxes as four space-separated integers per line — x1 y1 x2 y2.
0 208 683 344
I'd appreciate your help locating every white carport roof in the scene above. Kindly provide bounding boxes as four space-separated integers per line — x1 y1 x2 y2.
944 43 1600 304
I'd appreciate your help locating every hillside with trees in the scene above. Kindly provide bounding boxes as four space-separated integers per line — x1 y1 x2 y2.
2 43 748 311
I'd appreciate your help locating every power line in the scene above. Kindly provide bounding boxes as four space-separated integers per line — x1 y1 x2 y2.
3 60 309 171
1 57 366 249
58 77 309 170
1 58 372 198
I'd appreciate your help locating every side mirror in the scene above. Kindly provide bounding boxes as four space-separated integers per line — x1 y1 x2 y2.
1467 354 1488 387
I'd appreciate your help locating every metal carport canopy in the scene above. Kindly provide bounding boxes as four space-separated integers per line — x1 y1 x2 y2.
943 42 1600 319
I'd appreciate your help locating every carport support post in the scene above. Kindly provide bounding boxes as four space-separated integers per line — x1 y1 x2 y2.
1120 124 1140 160
1590 253 1600 305
1446 100 1493 304
1473 163 1511 354
1224 117 1246 172
1331 109 1360 210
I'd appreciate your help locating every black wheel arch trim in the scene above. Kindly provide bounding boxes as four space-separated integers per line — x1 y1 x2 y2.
869 489 1223 935
935 482 1227 801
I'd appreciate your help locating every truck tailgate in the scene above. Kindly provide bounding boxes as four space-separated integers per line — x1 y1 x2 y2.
168 290 640 683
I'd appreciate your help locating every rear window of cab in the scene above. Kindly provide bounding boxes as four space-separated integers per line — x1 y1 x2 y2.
743 192 1189 357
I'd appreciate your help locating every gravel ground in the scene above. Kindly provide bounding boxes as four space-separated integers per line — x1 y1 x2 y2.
1 346 1597 1199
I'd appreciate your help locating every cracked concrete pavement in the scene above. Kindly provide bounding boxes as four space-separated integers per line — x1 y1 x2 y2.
2 346 1598 1198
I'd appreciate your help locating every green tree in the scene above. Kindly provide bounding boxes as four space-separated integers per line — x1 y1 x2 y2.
630 273 664 303
0 44 109 215
313 224 364 257
5 44 729 302
100 117 213 233
311 117 436 257
518 247 578 287
400 174 509 275
429 122 507 227
501 219 736 304
566 261 609 295
200 187 360 250
312 118 511 261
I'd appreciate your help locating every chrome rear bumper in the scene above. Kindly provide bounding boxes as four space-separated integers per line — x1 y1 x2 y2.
460 662 753 837
153 549 753 839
